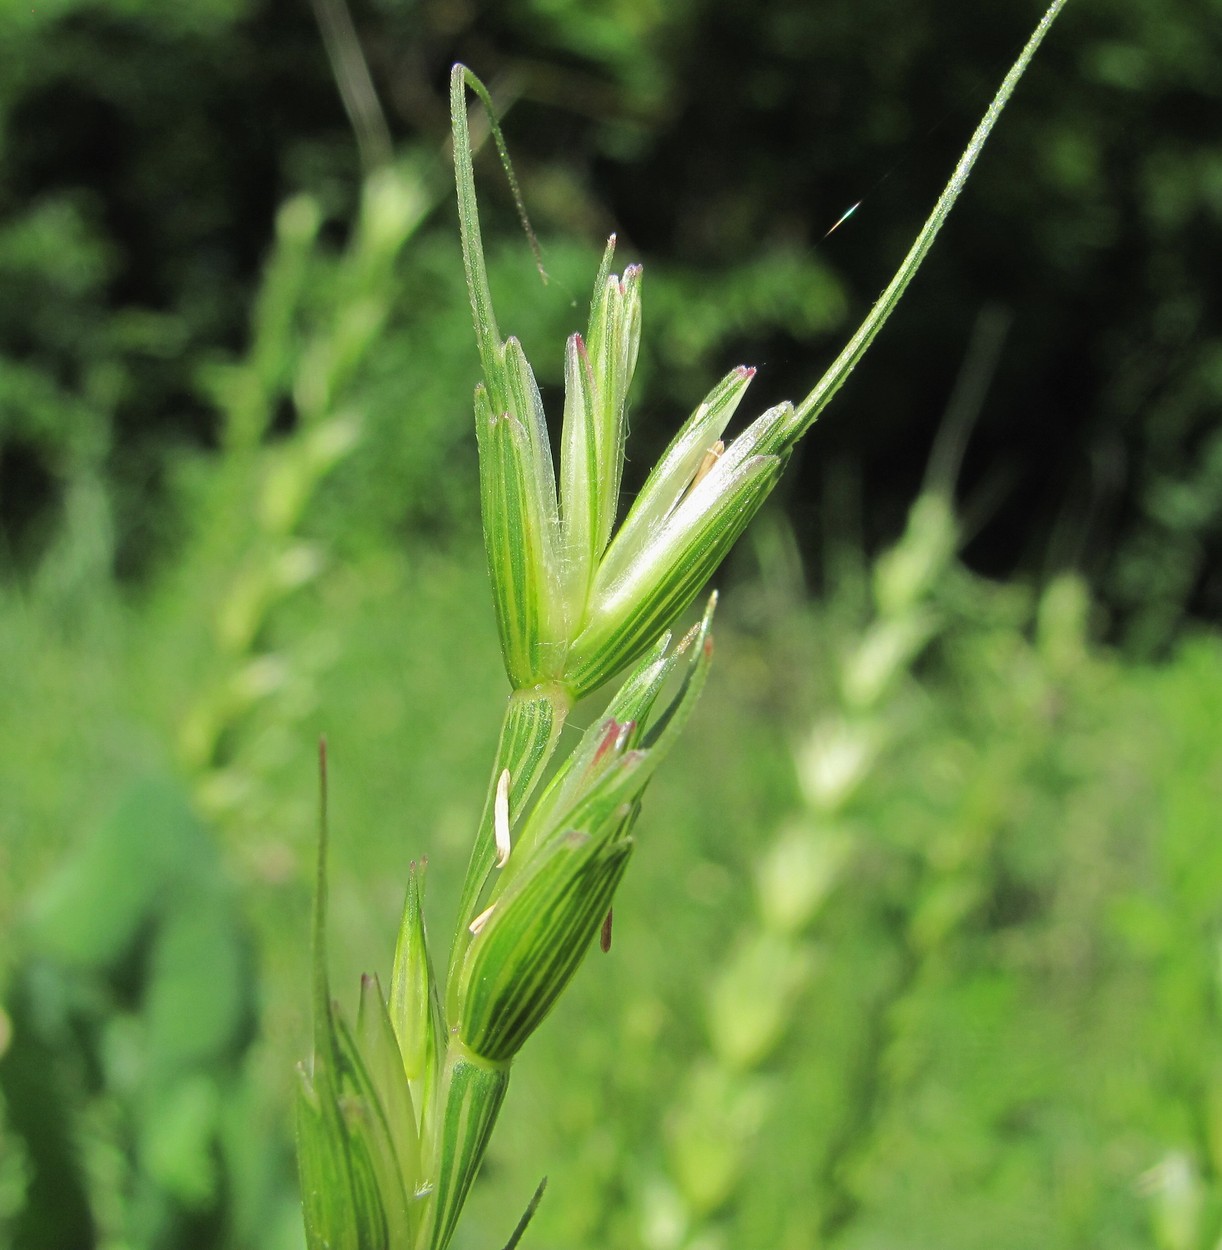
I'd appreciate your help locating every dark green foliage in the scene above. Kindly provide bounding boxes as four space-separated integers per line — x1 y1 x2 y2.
0 777 289 1250
0 0 1213 631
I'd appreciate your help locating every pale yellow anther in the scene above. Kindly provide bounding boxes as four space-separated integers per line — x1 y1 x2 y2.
494 768 512 867
690 439 725 491
469 902 497 936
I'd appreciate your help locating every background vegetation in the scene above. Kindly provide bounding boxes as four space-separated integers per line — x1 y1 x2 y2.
1 1 1219 1248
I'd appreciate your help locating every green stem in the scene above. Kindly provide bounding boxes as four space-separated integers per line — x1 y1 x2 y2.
420 1040 512 1250
793 0 1069 434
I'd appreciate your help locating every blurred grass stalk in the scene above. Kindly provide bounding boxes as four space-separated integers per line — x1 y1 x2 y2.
0 143 448 1250
178 159 433 814
642 491 956 1250
295 5 1068 1248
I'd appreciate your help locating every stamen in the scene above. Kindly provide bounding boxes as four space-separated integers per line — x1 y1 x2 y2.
469 902 497 936
690 440 725 491
494 768 511 866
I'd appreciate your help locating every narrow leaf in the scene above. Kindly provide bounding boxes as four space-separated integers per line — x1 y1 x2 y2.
792 0 1069 435
501 1178 548 1250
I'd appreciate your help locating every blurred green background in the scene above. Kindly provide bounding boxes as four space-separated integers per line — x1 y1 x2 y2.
1 0 1219 1247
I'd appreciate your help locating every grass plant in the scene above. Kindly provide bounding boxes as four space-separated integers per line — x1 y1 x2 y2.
294 6 1069 1247
2 6 1219 1237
